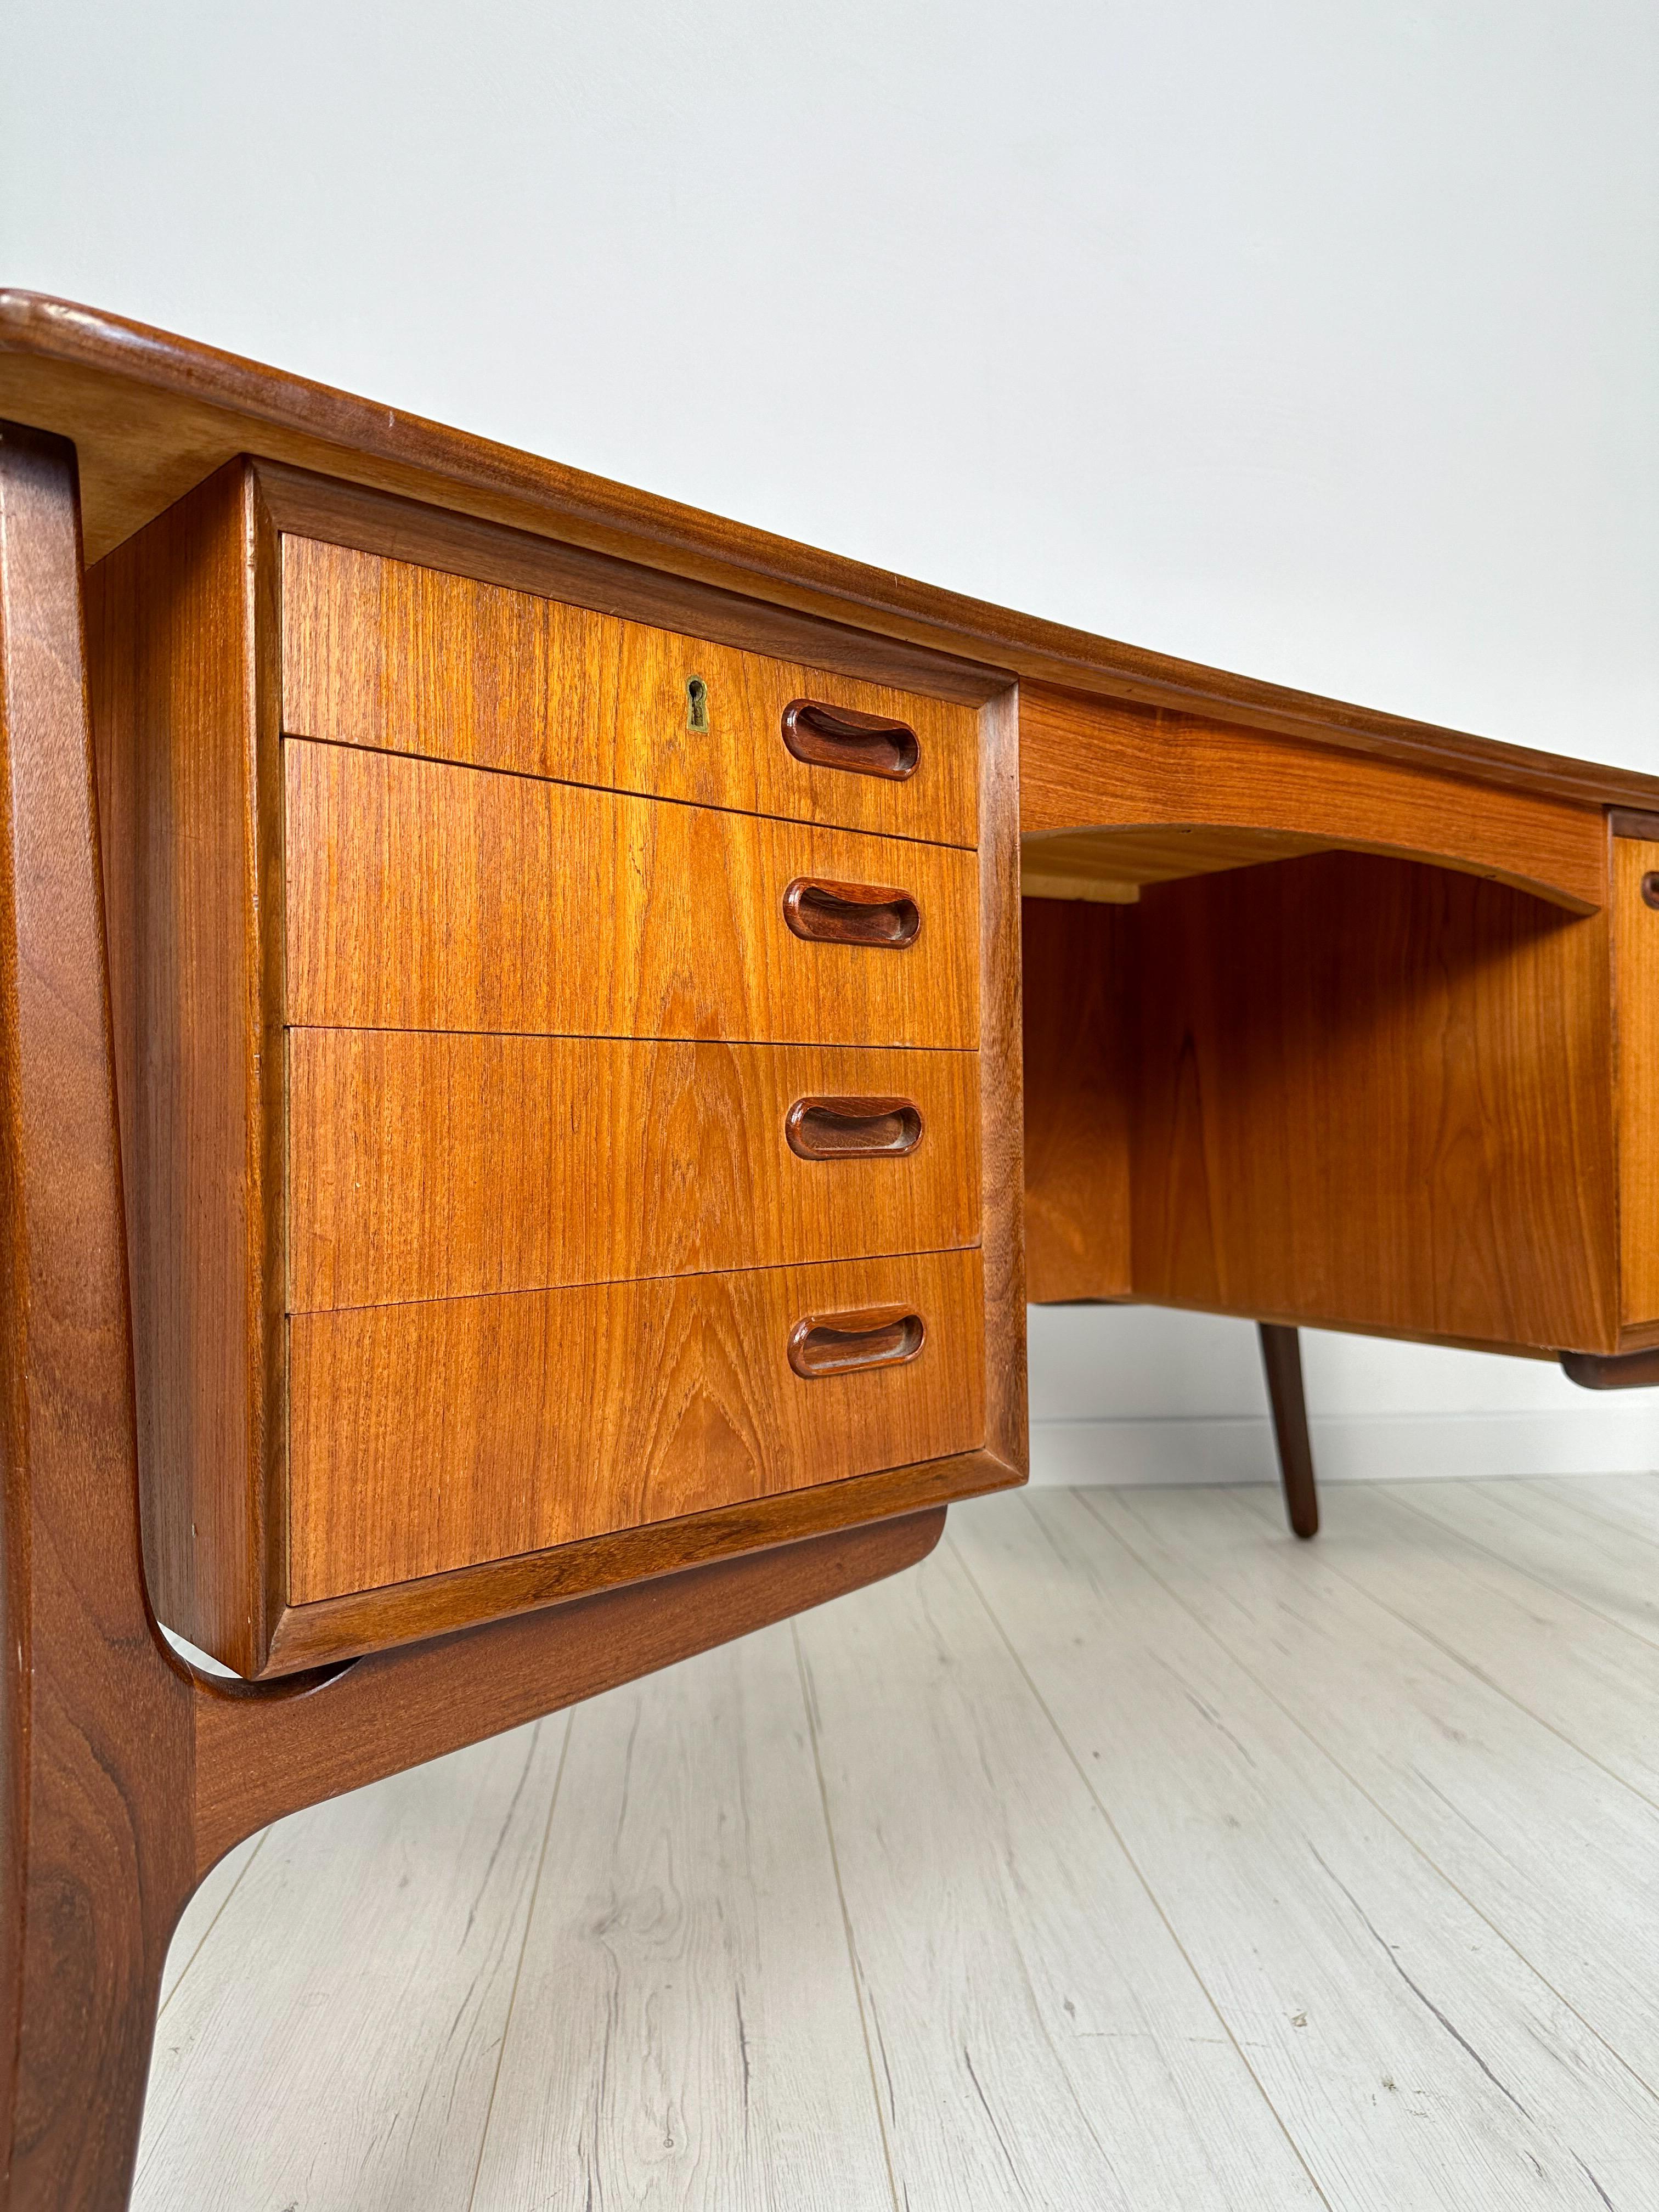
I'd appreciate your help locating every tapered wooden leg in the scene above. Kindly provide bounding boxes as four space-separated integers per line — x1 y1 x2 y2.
0 422 198 2212
1258 1323 1318 1538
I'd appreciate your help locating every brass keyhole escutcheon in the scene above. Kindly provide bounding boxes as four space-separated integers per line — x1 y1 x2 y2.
686 676 709 733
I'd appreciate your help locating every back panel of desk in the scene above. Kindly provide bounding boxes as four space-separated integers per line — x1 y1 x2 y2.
1023 852 1624 1358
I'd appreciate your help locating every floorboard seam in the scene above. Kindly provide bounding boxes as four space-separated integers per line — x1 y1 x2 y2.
1242 1483 1659 1818
1101 1485 1659 2108
1376 1481 1659 1656
944 1509 1336 2212
156 1830 270 2022
791 1617 904 2212
1521 1475 1659 1550
1498 1476 1659 1545
1460 1477 1659 1615
464 1714 572 2212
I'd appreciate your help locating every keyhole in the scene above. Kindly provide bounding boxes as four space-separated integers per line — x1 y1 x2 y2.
686 676 709 733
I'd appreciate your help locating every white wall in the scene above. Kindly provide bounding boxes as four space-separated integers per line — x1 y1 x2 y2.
1029 1307 1659 1487
5 0 1657 1482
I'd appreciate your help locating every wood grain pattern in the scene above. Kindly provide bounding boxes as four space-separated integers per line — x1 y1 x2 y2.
143 1477 1659 2208
86 457 283 1678
1021 822 1329 901
1020 896 1132 1303
1278 1480 1659 1815
1020 866 1142 905
285 737 980 1048
157 1834 264 2012
262 1453 1002 1674
1 407 1004 2206
973 684 1030 1479
1132 852 1620 1351
1019 682 1609 914
7 291 1659 819
283 534 980 847
0 421 198 2212
1428 1475 1659 1646
1522 1468 1659 1547
287 1248 985 1601
259 461 1006 706
1613 834 1659 1324
289 1030 981 1311
84 456 1012 1680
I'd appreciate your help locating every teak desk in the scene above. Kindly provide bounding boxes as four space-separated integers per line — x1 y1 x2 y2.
1 297 1656 2210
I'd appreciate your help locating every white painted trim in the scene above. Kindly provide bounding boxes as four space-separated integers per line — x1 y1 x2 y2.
1029 1413 1659 1487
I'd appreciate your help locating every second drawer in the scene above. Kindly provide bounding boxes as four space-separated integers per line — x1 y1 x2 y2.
284 740 980 1047
289 1031 983 1309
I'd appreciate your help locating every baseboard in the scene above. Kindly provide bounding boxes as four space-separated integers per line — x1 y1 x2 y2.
1028 1410 1659 1487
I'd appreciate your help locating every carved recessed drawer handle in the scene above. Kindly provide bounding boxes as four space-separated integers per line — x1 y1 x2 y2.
788 1304 927 1379
782 877 921 948
782 698 920 781
786 1095 924 1159
1642 871 1659 911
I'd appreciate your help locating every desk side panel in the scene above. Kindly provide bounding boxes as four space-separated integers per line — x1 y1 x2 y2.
87 459 283 1674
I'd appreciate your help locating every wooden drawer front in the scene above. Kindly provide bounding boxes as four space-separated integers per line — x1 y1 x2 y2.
287 1248 986 1599
285 741 979 1047
283 537 979 848
290 1032 981 1310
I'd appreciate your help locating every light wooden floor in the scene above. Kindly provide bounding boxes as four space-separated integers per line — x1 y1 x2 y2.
138 1474 1659 2210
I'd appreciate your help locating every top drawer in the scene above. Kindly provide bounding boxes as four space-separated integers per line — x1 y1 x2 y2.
282 537 980 849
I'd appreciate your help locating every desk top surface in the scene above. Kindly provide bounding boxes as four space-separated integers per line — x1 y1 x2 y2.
2 288 1652 815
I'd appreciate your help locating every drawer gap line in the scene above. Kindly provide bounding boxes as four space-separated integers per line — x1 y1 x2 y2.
280 729 981 855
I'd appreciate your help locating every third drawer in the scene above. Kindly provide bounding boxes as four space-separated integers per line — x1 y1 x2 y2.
288 1031 983 1310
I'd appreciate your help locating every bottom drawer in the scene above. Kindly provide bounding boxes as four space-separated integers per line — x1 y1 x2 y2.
287 1247 986 1601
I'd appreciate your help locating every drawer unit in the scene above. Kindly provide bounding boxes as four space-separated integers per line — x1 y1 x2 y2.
87 456 1026 1680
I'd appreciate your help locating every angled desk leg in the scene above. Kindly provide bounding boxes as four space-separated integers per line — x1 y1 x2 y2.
1258 1323 1319 1539
0 421 202 2211
0 419 945 2210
